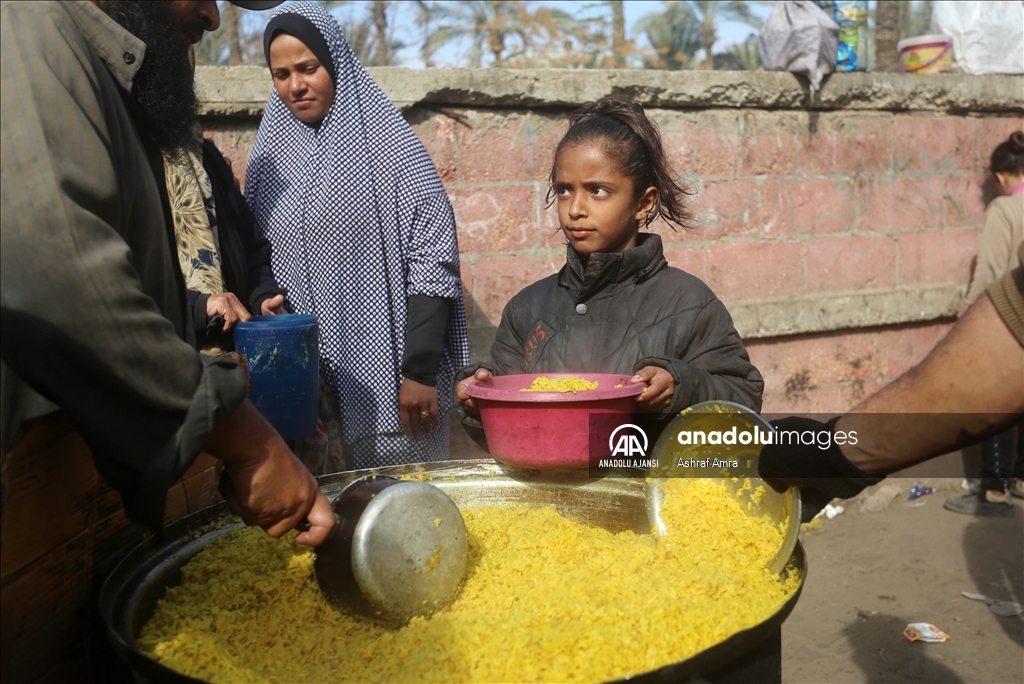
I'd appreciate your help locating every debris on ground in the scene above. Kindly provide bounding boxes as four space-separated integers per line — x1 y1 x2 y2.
961 591 1024 617
903 623 950 643
860 484 902 512
908 483 934 500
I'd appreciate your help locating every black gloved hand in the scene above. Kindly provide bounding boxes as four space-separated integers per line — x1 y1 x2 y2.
759 416 883 523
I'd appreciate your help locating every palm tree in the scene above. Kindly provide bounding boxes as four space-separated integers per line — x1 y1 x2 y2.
321 0 404 66
686 0 762 70
718 33 761 70
427 1 574 68
637 2 702 70
414 0 442 67
609 0 627 67
195 4 262 66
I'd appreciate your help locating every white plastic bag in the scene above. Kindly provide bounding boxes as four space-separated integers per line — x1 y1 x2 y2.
758 1 840 92
931 0 1024 74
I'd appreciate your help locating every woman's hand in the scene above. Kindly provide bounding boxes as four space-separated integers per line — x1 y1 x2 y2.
631 366 674 412
399 378 439 439
207 292 252 332
456 368 491 416
261 294 287 315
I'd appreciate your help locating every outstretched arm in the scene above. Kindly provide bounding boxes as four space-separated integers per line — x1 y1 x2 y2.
837 291 1023 475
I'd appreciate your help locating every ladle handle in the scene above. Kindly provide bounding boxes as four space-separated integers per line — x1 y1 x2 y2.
295 515 341 533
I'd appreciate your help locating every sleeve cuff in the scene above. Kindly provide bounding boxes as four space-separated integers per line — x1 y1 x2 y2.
191 292 211 334
122 354 248 530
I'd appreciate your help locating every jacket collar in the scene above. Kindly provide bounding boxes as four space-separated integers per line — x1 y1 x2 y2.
65 1 146 93
560 232 668 302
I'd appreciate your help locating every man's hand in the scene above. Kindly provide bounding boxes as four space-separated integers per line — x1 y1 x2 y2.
631 365 673 412
758 416 882 523
399 377 439 440
206 399 333 546
456 368 492 416
207 292 251 332
260 294 287 315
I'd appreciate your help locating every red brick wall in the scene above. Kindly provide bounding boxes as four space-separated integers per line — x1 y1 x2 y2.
205 108 1024 417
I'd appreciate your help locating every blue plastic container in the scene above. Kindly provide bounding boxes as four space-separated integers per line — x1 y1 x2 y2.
234 314 319 440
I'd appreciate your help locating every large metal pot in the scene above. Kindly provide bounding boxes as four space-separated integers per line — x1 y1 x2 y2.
100 460 805 683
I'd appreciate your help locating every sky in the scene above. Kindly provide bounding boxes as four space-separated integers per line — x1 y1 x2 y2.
238 0 778 68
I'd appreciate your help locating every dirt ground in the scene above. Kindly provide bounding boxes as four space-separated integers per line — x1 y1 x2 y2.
782 474 1024 684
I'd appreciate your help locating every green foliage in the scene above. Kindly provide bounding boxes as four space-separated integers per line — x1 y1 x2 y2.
715 34 761 70
638 0 763 70
638 2 702 70
191 0 768 71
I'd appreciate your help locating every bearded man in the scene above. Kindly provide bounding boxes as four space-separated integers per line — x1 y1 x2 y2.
0 1 333 545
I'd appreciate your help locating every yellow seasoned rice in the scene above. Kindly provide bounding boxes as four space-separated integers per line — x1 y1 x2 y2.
139 479 799 683
521 376 599 393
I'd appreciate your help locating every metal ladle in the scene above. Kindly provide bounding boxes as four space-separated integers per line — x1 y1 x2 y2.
299 475 469 626
645 400 801 575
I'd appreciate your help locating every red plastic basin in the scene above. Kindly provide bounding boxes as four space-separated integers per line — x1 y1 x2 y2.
465 373 645 469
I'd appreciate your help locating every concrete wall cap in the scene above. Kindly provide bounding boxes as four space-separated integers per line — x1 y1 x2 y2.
196 65 1024 116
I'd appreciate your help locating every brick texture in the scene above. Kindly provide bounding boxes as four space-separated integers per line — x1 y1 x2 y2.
799 112 893 176
706 240 804 300
695 111 740 177
470 254 560 325
806 235 897 291
898 230 979 286
893 116 977 172
740 111 800 176
449 186 540 253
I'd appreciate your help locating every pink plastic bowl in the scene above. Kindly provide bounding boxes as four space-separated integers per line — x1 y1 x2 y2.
465 373 645 469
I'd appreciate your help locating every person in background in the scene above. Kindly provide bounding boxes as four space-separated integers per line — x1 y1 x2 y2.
944 131 1024 516
245 3 470 472
1 0 333 543
455 96 763 450
164 130 288 354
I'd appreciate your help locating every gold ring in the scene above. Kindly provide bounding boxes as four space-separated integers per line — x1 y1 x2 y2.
420 410 430 418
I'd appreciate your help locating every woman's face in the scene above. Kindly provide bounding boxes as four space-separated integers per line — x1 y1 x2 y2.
269 33 335 126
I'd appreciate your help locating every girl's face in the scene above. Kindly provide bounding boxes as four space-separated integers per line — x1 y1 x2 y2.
269 34 335 127
553 142 657 259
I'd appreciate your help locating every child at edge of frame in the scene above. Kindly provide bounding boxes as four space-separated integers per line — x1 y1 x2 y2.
453 96 765 453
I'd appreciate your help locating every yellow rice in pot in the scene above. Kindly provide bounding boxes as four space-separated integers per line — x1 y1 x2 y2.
139 478 799 683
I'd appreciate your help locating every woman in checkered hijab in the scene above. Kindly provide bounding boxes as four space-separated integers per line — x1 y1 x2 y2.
245 2 469 470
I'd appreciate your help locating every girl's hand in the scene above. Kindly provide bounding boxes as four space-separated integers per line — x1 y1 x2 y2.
631 366 674 412
456 368 492 416
399 378 439 440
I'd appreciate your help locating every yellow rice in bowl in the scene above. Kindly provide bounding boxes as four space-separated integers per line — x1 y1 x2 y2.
520 376 599 393
139 479 799 683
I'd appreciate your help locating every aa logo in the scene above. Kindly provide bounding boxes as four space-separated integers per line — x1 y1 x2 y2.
609 424 648 457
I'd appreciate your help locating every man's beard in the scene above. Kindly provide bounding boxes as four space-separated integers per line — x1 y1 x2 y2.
99 1 199 153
